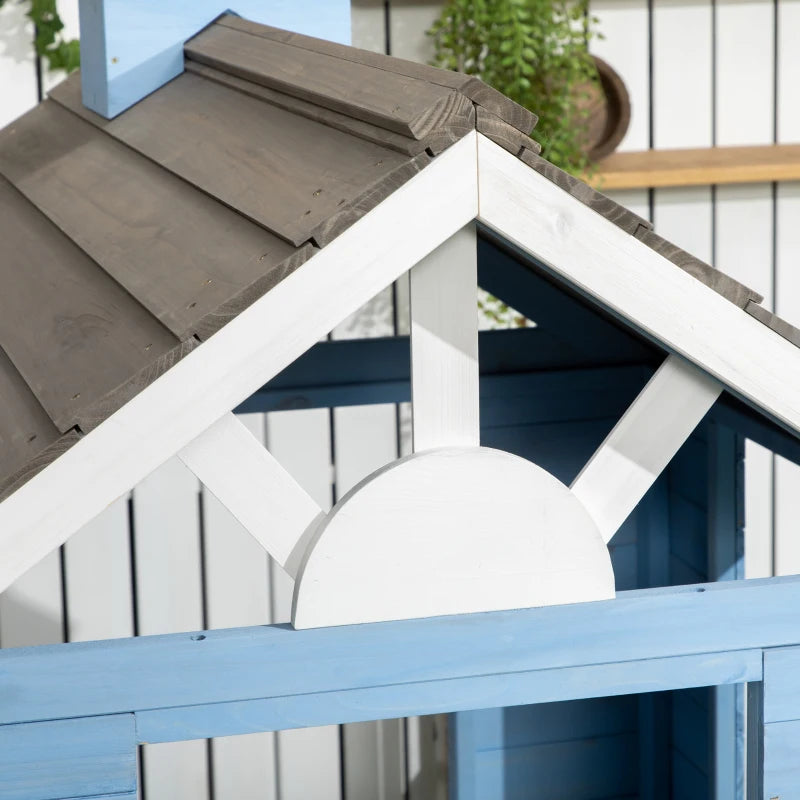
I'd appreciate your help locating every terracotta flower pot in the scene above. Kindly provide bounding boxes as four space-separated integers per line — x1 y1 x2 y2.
575 56 632 162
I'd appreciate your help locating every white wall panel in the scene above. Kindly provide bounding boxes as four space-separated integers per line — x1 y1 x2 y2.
388 0 439 62
774 0 800 579
715 185 775 578
0 1 38 126
202 412 278 800
133 458 209 800
591 0 650 153
266 408 342 800
774 184 800 576
65 496 133 641
777 0 800 142
653 0 713 149
352 0 386 53
716 0 774 146
0 550 63 648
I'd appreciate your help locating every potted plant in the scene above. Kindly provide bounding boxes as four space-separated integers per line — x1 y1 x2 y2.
428 0 617 177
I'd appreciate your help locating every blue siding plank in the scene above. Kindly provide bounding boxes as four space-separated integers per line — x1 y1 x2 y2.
449 712 478 800
672 748 709 800
764 719 800 799
476 233 657 365
134 650 762 744
470 696 638 752
474 732 639 800
671 690 711 775
0 714 136 800
3 578 798 743
669 493 708 577
763 646 800 723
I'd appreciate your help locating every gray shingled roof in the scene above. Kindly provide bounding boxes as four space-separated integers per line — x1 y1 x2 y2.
0 14 795 502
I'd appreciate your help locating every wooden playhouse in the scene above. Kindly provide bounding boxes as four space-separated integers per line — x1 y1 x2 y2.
2 3 800 798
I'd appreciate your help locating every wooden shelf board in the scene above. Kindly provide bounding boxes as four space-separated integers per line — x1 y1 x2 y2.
591 144 800 189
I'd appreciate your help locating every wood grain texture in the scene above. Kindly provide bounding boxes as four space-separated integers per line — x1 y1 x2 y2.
571 355 722 542
2 574 794 730
74 339 198 433
184 60 428 156
0 430 81 503
476 107 540 157
746 299 800 348
0 346 61 490
54 71 411 247
193 245 316 340
410 224 479 451
519 147 651 236
311 152 431 247
136 648 760 744
186 22 459 139
179 413 324 577
0 714 136 800
763 646 800 723
636 229 762 308
0 175 177 433
1 94 302 340
215 14 537 134
0 133 478 595
763 718 800 799
593 143 800 189
293 446 614 628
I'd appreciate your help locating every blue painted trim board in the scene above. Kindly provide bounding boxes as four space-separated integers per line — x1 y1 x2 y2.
763 645 800 798
135 649 760 744
0 714 136 800
2 577 800 736
78 0 351 117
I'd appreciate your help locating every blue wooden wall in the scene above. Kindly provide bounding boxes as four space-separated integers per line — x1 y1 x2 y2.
445 238 746 800
246 234 748 800
451 422 744 800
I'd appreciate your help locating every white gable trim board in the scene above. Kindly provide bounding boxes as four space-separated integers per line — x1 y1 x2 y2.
0 132 479 596
2 132 800 627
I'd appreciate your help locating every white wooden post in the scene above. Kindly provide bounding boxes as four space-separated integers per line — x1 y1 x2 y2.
179 413 324 578
410 223 480 452
571 354 722 542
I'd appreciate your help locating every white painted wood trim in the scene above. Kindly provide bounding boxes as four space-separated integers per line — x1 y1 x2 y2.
476 134 800 439
410 223 479 451
571 355 723 543
0 132 479 594
179 413 324 577
293 446 614 628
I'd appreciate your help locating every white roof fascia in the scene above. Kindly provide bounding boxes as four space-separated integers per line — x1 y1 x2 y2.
0 132 479 594
476 133 800 439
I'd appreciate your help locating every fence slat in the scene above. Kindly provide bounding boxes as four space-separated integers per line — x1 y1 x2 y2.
266 407 342 800
132 458 209 800
203 412 278 800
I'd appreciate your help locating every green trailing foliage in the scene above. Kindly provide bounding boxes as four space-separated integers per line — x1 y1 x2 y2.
0 0 80 73
428 0 601 176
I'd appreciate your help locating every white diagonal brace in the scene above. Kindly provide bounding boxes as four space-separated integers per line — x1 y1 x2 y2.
571 355 723 543
179 413 324 578
410 222 480 451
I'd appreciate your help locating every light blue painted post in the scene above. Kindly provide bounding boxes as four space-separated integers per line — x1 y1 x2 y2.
708 423 746 799
448 712 477 800
77 0 352 118
762 646 800 798
636 479 671 800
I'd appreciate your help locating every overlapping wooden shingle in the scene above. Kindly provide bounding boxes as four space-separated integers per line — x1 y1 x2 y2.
0 11 797 507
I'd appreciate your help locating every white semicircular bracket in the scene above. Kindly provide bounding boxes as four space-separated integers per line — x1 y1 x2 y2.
291 446 615 629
